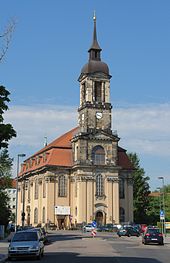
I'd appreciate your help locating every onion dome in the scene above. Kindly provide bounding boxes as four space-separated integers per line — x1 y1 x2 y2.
80 13 109 76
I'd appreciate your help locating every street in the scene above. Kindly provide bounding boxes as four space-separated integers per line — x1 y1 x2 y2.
2 230 170 263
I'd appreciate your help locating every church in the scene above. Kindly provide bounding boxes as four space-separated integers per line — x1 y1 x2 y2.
17 16 134 229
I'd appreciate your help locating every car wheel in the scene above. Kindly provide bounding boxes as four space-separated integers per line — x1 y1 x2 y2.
160 242 164 246
8 256 12 261
128 234 131 237
118 235 121 237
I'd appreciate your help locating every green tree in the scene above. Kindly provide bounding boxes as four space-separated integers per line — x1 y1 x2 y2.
128 152 151 223
0 85 16 149
0 149 13 226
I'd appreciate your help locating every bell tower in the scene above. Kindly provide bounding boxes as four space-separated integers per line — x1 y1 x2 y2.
78 14 112 134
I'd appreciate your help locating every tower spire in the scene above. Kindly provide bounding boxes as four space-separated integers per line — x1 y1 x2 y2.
88 11 101 59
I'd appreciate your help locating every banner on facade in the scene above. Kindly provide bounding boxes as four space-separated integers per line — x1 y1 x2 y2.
55 206 70 215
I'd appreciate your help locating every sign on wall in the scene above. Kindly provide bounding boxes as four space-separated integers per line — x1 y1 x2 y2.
55 206 70 215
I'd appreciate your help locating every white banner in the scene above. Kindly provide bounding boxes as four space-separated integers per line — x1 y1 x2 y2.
55 206 70 215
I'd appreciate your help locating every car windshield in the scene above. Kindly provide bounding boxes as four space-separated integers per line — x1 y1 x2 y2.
12 232 38 242
147 228 160 234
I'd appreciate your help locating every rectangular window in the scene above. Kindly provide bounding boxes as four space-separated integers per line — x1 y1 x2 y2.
43 181 46 198
34 180 38 199
119 178 125 199
28 184 30 203
58 176 67 197
94 81 102 102
82 83 86 101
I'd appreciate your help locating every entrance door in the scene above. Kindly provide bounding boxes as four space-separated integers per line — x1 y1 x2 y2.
95 211 103 226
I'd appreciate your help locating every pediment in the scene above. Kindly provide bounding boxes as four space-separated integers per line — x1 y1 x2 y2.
89 131 118 142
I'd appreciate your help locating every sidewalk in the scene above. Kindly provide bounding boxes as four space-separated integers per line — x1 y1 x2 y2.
0 241 8 263
0 232 14 262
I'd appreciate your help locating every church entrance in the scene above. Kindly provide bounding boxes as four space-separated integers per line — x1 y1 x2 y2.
95 211 104 226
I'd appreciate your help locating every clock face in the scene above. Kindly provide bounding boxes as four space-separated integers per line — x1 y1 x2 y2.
96 112 102 119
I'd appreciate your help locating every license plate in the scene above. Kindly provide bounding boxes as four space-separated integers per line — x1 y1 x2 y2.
151 238 157 241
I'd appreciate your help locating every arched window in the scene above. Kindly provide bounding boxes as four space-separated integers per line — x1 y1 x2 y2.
58 175 67 197
42 207 45 224
92 145 105 165
96 174 104 197
34 208 38 224
119 207 125 223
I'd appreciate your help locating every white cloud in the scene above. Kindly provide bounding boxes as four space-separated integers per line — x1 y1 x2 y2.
4 102 170 158
4 103 170 188
4 105 77 148
113 103 170 156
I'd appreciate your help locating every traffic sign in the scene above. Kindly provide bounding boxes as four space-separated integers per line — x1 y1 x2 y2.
160 210 165 220
92 221 97 228
91 229 96 237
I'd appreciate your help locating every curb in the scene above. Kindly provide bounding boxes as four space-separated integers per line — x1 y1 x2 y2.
0 255 8 263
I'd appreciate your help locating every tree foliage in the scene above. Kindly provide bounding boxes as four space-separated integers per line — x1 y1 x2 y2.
0 85 16 149
128 152 151 223
0 149 13 226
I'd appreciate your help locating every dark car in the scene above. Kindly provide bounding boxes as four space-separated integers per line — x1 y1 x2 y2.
97 224 118 232
142 227 164 245
117 226 140 237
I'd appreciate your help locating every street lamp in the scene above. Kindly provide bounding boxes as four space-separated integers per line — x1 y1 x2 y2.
158 176 166 236
15 154 26 231
21 179 28 228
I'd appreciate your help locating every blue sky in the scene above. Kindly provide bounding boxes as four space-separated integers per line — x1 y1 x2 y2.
1 0 170 190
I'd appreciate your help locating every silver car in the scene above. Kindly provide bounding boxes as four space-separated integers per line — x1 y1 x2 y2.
8 230 44 260
83 224 94 232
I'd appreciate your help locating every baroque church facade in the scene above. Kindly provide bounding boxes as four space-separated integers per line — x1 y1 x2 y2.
17 17 134 229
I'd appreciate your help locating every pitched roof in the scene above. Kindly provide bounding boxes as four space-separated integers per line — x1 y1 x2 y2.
20 127 133 176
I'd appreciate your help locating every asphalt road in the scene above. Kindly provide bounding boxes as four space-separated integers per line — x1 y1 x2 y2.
4 230 170 263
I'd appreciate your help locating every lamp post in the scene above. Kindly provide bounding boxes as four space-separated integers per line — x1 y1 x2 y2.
15 154 26 231
157 187 163 234
158 176 166 236
21 179 28 228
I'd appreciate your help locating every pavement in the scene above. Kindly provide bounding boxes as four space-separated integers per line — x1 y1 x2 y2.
0 232 14 262
0 231 170 262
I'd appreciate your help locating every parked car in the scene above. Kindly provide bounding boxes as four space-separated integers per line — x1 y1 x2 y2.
8 230 44 260
117 226 140 237
97 224 118 232
83 224 94 232
7 223 15 232
142 227 164 245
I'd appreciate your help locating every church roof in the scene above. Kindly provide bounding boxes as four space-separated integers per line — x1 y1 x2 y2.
20 127 133 176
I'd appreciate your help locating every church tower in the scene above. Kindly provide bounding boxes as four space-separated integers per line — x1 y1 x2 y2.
72 14 119 167
78 14 112 134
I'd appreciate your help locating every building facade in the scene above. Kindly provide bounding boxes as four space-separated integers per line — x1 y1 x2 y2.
17 16 134 229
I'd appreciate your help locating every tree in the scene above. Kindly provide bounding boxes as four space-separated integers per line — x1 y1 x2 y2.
0 149 13 227
0 18 16 63
0 85 16 149
128 152 151 223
